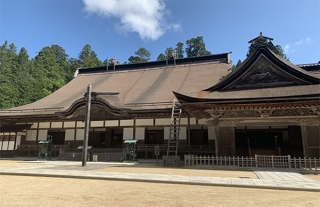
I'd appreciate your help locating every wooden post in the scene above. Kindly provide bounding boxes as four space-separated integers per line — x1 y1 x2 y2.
300 125 309 158
82 84 92 167
288 155 291 170
187 117 191 154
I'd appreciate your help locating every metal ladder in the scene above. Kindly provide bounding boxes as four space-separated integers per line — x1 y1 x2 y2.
164 99 182 166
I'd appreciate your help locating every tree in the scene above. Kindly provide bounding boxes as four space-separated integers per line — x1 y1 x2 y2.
128 48 151 64
274 45 289 61
78 44 102 68
175 42 184 58
16 47 33 105
157 53 166 61
51 45 72 82
0 41 19 108
185 36 211 58
32 46 66 98
231 59 242 71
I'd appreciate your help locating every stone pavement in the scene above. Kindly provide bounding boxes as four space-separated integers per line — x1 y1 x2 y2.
0 160 319 192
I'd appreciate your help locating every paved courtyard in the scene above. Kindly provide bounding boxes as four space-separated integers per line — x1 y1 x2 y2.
0 159 319 192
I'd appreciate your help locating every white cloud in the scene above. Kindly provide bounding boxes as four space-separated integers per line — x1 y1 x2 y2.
295 37 312 46
284 37 314 54
284 44 290 53
83 0 181 41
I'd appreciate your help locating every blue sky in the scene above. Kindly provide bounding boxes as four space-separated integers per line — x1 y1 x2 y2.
1 0 319 65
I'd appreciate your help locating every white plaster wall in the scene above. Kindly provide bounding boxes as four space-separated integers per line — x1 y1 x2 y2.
76 129 85 140
1 142 8 150
30 123 38 129
198 119 207 125
39 122 50 128
155 118 171 126
64 122 76 128
26 130 37 141
15 135 21 149
135 127 145 140
77 121 85 128
208 126 216 140
105 120 118 127
51 122 63 128
135 119 153 126
120 120 134 126
180 118 188 125
123 128 134 140
65 129 75 141
8 141 15 150
91 121 104 127
38 130 48 141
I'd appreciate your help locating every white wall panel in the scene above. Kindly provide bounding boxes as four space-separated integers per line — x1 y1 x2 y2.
1 142 8 150
39 122 50 128
105 120 118 127
155 118 171 126
135 127 145 140
65 129 75 141
198 119 207 125
38 130 48 141
180 118 188 125
30 123 38 129
76 129 85 140
15 135 21 149
8 141 15 150
120 120 134 126
64 122 75 128
51 122 63 128
26 130 37 141
91 121 104 127
136 119 153 126
123 128 134 140
190 118 197 125
208 126 216 140
77 121 85 128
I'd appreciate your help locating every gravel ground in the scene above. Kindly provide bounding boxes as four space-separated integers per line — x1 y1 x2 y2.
0 175 319 207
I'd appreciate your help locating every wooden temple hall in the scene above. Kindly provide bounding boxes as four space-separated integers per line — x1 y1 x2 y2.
0 33 319 160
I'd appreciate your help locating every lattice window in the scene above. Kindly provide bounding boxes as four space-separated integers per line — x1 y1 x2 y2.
219 127 234 143
307 126 320 147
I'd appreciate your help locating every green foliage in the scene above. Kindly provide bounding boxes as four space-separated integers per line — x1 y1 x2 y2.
0 41 19 108
157 53 166 61
185 36 211 58
274 45 289 61
175 42 184 58
78 44 102 68
128 48 151 64
156 37 210 60
231 59 242 71
0 41 79 109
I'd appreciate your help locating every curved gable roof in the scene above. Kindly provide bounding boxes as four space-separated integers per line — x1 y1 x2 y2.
204 46 320 91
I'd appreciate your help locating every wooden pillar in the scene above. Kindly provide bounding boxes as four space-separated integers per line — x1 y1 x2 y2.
214 123 220 156
187 117 191 154
133 118 136 140
300 125 309 158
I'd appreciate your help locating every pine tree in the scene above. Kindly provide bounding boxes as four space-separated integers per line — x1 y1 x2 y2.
78 44 102 68
0 41 19 109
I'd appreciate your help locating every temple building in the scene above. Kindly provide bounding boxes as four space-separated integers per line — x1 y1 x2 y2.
0 33 319 159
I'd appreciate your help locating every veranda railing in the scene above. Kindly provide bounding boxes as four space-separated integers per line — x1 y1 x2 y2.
184 154 320 171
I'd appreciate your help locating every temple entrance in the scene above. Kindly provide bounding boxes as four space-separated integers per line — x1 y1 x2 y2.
235 126 304 157
190 129 208 145
48 130 65 145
